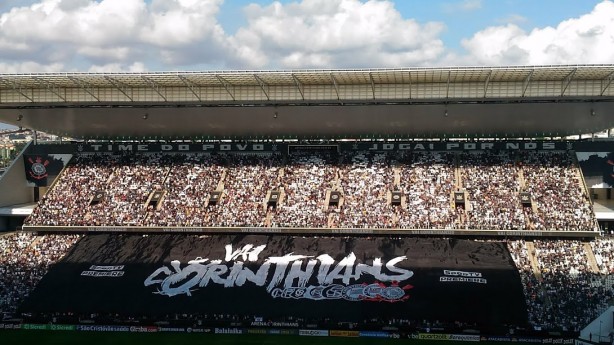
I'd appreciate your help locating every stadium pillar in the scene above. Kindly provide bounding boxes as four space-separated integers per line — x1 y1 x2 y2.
33 131 38 145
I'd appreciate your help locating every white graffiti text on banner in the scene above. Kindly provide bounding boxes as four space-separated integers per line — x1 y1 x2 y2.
144 244 414 302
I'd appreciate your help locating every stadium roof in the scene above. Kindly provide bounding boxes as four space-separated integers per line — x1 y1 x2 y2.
0 65 613 104
0 65 613 139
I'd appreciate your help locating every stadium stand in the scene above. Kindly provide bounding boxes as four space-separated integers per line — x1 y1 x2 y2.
23 150 599 232
12 144 607 335
0 233 79 317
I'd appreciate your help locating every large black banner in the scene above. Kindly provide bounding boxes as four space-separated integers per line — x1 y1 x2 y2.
30 141 572 154
26 140 614 155
20 235 527 326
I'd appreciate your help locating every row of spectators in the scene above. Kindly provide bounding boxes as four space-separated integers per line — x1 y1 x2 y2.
507 239 614 332
26 151 597 231
0 232 79 318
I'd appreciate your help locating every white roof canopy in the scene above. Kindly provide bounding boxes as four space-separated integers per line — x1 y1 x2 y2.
1 65 613 104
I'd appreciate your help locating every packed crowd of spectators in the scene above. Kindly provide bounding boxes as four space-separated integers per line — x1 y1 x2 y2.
145 154 225 227
0 232 80 318
269 152 337 227
522 152 596 231
508 239 614 332
207 154 283 227
507 240 546 328
591 238 614 274
27 154 175 226
396 152 458 229
95 154 174 225
460 152 526 230
25 150 598 232
331 152 396 228
27 154 116 226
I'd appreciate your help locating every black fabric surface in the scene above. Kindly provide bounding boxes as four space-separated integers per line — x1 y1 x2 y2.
578 152 614 188
20 235 527 326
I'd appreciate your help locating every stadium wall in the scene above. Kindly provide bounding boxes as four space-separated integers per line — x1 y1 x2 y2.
20 225 600 237
0 141 32 208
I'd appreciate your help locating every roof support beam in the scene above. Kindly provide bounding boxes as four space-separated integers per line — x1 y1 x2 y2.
601 71 614 96
0 77 34 102
330 73 340 100
561 67 577 96
253 74 270 101
177 75 202 101
408 71 412 101
141 76 167 102
215 75 235 101
369 72 376 100
522 69 534 97
446 70 451 99
104 76 133 101
67 76 100 102
291 73 305 100
32 77 66 102
483 69 493 98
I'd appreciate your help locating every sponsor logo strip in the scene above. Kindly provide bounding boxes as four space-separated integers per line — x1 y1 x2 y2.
329 330 359 337
418 333 451 340
298 329 329 337
359 331 390 338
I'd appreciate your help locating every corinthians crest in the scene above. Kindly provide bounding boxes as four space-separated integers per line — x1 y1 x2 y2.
27 156 49 180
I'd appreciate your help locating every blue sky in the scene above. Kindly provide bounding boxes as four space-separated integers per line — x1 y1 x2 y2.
0 0 612 72
218 1 603 35
216 0 607 55
398 0 603 50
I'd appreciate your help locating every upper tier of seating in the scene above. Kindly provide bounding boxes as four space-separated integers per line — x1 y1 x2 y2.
25 150 598 231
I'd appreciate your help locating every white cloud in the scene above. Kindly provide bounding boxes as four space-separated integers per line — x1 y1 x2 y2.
460 0 614 65
228 0 446 68
87 62 147 73
0 0 230 72
0 0 612 72
0 61 65 73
